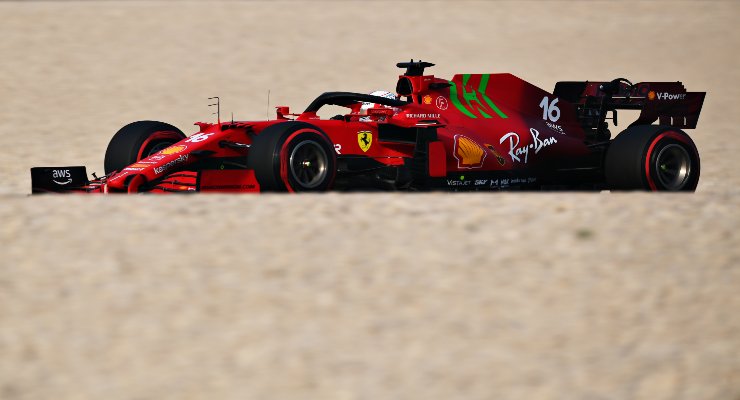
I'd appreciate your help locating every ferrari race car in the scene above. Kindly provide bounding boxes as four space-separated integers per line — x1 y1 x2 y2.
31 60 705 194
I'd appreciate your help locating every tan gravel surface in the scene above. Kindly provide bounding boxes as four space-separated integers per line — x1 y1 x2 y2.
1 1 739 399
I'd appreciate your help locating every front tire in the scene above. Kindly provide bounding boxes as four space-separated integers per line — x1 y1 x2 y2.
605 125 700 191
247 122 336 192
104 121 186 174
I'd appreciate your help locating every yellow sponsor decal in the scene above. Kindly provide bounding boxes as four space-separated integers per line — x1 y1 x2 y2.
453 135 486 169
423 95 432 105
128 163 149 168
484 144 506 166
647 91 656 101
159 145 187 155
357 131 373 152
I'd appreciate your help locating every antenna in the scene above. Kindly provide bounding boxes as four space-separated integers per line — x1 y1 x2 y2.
208 97 220 124
266 90 271 121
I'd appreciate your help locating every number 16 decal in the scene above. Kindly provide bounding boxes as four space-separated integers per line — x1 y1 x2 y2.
539 96 560 122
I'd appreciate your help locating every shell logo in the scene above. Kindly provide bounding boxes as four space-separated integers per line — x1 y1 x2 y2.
159 145 187 155
647 91 656 101
423 95 433 105
453 135 487 169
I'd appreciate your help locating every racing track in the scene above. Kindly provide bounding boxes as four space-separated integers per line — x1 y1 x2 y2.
0 1 738 399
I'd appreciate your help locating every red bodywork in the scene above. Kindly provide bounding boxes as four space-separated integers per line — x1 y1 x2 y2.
31 62 705 193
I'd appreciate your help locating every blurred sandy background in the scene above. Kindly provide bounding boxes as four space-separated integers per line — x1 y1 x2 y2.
1 1 739 399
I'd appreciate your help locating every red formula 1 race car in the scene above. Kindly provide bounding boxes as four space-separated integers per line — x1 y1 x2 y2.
31 60 705 194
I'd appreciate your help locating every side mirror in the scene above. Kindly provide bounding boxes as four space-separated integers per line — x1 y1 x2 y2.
367 108 395 118
276 106 290 120
367 107 395 121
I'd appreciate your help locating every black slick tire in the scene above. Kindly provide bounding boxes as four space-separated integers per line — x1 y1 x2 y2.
605 125 700 191
247 122 336 192
104 121 186 174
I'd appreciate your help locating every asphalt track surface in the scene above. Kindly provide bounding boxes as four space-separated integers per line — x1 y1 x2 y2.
1 2 739 399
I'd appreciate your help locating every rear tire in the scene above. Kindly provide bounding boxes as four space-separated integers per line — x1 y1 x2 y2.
104 121 185 174
605 125 700 191
247 122 336 192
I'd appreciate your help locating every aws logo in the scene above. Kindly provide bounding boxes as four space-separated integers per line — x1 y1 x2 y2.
52 169 72 185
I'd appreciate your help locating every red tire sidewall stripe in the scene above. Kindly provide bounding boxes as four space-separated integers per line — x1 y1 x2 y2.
278 128 335 193
137 131 184 160
279 130 312 193
644 131 693 191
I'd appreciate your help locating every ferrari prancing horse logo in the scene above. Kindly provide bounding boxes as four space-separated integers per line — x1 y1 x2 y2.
358 131 372 152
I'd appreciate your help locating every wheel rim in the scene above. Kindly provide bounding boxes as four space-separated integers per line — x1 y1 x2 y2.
289 140 328 189
655 143 692 190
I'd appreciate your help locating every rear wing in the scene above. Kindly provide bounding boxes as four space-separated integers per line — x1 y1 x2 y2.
554 80 705 132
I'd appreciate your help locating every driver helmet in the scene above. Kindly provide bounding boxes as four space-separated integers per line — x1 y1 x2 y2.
360 90 399 120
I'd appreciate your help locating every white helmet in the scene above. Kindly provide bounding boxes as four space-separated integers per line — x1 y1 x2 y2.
360 90 398 115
